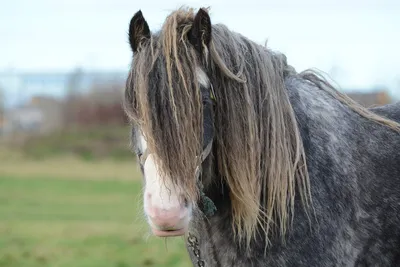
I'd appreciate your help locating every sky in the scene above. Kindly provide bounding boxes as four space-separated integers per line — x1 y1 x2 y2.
1 0 400 97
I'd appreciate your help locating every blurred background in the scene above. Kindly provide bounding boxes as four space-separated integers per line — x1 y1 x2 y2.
0 0 399 266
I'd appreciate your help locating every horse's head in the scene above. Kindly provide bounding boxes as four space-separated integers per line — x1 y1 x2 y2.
125 8 215 237
124 7 312 248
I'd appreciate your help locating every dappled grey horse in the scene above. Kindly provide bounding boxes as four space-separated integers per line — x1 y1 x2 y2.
123 7 400 266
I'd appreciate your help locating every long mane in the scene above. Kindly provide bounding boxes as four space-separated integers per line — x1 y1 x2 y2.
124 7 400 249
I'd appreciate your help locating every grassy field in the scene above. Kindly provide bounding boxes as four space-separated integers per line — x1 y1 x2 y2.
0 155 191 267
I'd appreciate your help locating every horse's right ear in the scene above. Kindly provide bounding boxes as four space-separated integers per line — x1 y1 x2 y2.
129 10 151 53
189 8 212 55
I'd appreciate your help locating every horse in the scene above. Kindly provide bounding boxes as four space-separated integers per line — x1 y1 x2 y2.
123 7 400 266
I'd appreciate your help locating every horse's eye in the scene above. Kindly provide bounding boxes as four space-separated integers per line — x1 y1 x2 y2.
137 150 149 166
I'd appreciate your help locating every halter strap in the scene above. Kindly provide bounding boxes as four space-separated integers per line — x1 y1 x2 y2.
199 139 213 167
138 83 217 217
195 139 217 217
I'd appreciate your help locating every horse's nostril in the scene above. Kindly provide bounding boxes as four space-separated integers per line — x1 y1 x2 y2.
178 194 189 207
181 196 189 207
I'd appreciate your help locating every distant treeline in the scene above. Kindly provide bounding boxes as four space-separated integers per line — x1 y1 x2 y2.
63 79 129 127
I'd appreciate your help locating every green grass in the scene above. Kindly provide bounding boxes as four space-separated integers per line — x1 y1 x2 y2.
0 159 191 267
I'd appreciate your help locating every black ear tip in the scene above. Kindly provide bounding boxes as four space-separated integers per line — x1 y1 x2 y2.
195 7 211 24
198 7 207 14
132 10 144 21
196 7 209 18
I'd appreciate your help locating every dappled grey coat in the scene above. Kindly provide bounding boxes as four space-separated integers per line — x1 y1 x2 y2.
187 75 400 266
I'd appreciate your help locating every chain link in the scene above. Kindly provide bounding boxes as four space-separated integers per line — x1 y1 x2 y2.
188 232 206 267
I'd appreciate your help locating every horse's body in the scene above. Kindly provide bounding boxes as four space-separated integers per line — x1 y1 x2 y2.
124 7 400 266
186 76 400 266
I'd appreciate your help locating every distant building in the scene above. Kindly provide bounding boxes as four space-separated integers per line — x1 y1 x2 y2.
0 115 4 129
1 95 64 136
29 96 64 133
1 106 43 135
0 69 127 108
0 69 127 135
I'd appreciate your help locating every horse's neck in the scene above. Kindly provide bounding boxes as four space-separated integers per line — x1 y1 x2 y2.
370 102 400 124
187 75 400 266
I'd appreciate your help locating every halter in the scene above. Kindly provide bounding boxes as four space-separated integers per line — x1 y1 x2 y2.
137 87 217 267
138 84 217 216
195 83 217 217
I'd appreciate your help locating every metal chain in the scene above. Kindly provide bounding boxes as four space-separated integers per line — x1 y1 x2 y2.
187 232 205 267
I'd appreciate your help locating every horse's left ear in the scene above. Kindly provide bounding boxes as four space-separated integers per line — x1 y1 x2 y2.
189 8 212 55
128 10 151 53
